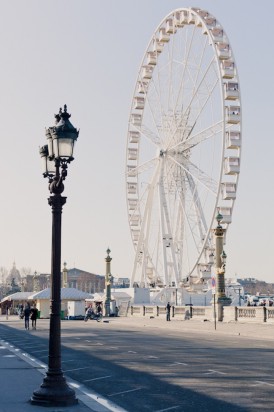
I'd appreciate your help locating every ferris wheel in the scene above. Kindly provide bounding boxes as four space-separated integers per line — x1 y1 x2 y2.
126 7 241 288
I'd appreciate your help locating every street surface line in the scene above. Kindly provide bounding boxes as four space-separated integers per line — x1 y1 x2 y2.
205 369 227 375
255 380 274 386
64 366 90 372
155 406 181 412
128 350 137 353
108 388 143 397
83 375 112 382
173 362 188 366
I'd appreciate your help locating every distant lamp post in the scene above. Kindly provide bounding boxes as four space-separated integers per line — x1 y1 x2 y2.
213 212 231 321
105 248 112 316
33 271 39 292
62 262 68 288
31 105 79 406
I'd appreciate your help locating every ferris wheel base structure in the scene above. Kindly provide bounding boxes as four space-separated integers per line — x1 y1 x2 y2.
126 7 241 290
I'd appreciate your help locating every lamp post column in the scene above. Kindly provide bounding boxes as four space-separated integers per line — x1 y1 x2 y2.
213 213 231 321
105 248 112 316
31 192 77 406
31 105 78 406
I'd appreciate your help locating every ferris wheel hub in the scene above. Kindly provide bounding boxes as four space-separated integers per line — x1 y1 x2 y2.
157 148 166 157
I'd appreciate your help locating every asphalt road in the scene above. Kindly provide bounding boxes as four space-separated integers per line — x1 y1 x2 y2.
1 317 273 412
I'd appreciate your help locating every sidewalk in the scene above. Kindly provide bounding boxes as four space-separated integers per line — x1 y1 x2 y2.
112 315 274 341
0 333 124 412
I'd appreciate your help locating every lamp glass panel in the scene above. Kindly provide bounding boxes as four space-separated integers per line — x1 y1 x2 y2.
41 156 47 175
47 136 54 158
53 138 59 159
47 157 56 175
57 138 74 158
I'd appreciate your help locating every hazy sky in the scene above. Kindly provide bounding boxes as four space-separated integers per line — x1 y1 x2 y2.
0 0 273 283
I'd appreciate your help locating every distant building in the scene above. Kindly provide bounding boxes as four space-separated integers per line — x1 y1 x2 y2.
66 267 105 293
113 277 130 288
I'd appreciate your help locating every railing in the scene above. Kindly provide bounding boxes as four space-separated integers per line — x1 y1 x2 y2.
129 305 212 320
129 305 274 323
238 308 256 318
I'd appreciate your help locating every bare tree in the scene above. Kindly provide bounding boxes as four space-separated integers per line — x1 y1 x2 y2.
0 267 8 284
20 267 32 277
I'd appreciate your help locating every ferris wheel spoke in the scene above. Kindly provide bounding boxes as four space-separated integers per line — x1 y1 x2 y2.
126 157 158 179
178 120 223 152
186 34 211 95
186 173 208 236
168 154 218 196
175 181 201 257
172 24 196 117
166 29 175 113
173 50 216 124
169 166 208 250
131 164 161 284
141 123 161 146
140 79 165 144
166 69 219 151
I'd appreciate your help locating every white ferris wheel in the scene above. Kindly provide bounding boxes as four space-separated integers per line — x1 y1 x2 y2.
126 7 241 288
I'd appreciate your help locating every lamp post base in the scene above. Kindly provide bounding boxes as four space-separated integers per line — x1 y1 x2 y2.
31 373 77 406
105 300 110 317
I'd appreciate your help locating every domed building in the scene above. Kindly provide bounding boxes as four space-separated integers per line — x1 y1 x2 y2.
6 262 21 286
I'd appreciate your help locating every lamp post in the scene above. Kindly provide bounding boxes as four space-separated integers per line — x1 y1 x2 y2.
105 248 112 316
62 261 68 288
31 105 79 406
213 212 231 321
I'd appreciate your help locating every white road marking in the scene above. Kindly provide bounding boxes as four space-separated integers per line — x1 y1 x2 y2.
173 362 188 366
64 367 90 372
147 355 158 359
108 388 143 397
204 369 227 375
83 375 112 382
155 406 181 412
255 380 274 387
128 351 137 354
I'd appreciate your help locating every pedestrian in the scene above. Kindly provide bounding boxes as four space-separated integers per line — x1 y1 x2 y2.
115 306 119 317
30 304 38 330
166 302 171 321
24 303 31 330
97 303 102 314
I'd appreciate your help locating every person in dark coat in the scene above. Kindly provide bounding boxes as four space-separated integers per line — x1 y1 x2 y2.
24 304 31 330
166 302 171 321
30 304 38 330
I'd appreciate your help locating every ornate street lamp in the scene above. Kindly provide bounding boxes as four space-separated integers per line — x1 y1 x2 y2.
213 212 231 321
31 105 79 406
105 248 112 316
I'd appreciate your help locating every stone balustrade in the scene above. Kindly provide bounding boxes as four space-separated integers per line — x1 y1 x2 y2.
129 305 274 323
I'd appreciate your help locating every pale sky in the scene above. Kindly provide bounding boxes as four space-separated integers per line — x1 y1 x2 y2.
0 0 273 283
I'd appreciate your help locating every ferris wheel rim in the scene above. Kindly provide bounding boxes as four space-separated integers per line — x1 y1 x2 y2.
126 7 241 287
